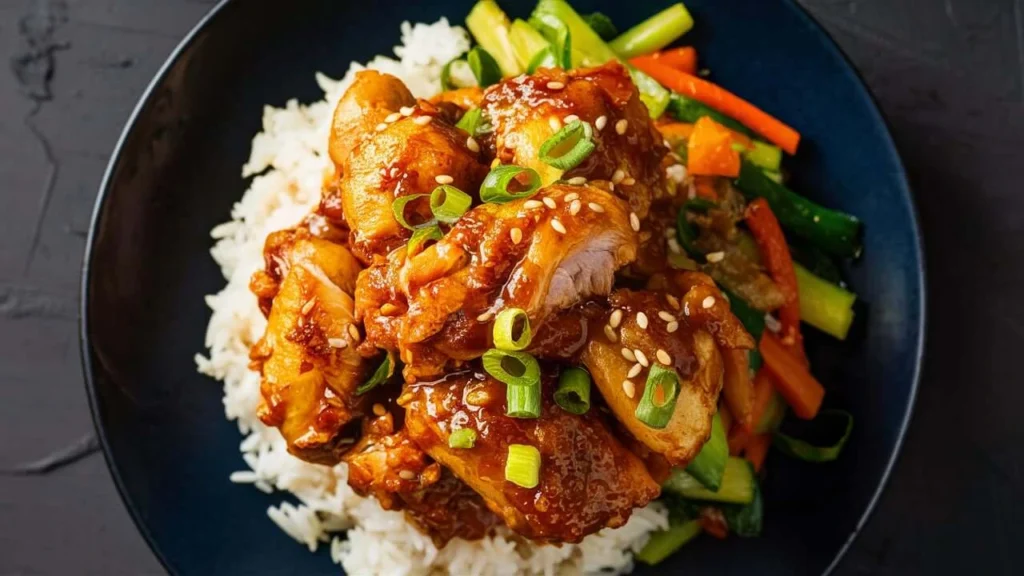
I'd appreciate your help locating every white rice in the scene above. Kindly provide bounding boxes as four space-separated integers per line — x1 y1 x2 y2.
196 18 668 576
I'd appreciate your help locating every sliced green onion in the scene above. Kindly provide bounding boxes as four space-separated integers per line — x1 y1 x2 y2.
429 185 473 224
539 120 596 170
407 224 442 254
527 46 559 73
635 364 680 428
482 349 541 387
506 382 541 418
608 3 694 59
480 165 542 203
391 194 428 230
467 46 503 87
448 428 477 449
492 308 532 351
554 367 591 415
456 107 483 135
635 519 702 565
582 12 618 41
357 352 394 395
505 444 541 488
773 409 854 462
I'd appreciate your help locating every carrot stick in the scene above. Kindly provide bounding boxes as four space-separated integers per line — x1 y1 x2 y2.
693 176 719 200
630 46 698 75
750 368 776 427
656 121 693 149
727 421 751 456
630 58 801 154
722 349 755 431
745 433 772 472
745 198 807 364
760 332 825 419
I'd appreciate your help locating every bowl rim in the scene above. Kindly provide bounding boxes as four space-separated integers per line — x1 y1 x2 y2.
79 0 926 574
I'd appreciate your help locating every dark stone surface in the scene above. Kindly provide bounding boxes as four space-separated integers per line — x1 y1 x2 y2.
0 0 1020 574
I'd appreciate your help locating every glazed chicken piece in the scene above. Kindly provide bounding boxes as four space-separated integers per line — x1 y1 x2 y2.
401 371 660 543
580 274 754 468
356 184 638 379
323 70 489 264
342 410 501 546
249 228 369 465
481 62 668 219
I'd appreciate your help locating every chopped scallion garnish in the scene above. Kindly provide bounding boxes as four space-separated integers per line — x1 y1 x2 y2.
482 348 541 419
456 108 483 135
773 410 854 462
480 165 542 203
448 428 477 449
429 185 472 224
505 444 541 488
407 224 442 254
506 381 541 418
356 352 394 395
492 308 532 351
554 367 591 415
539 120 596 171
635 364 680 428
391 194 428 230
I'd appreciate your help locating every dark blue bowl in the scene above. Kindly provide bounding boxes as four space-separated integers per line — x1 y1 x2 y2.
81 0 924 573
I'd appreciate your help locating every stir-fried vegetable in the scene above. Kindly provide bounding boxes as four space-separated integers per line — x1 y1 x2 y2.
455 107 484 135
743 433 772 472
631 46 697 74
631 57 801 154
736 161 862 258
582 12 618 41
505 444 542 488
773 410 854 462
663 457 755 504
722 348 755 430
493 308 533 351
685 412 728 490
480 165 542 203
635 519 703 564
759 332 825 419
408 224 442 254
539 120 596 170
635 364 681 428
448 428 478 449
720 466 763 536
466 0 523 77
467 46 503 87
687 116 743 177
794 262 857 340
530 11 573 68
668 93 754 138
482 349 542 418
509 18 552 70
608 3 694 58
429 185 473 223
357 352 395 395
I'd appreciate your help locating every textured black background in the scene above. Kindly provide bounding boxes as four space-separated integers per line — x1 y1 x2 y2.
1 0 1021 574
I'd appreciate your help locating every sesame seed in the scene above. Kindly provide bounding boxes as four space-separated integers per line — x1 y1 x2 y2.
385 112 401 123
375 123 388 132
622 177 636 186
510 227 523 244
604 324 618 342
622 380 636 398
588 202 605 213
666 321 679 333
543 197 557 209
627 363 643 379
379 303 399 316
621 348 637 362
400 106 415 116
658 311 675 322
706 251 725 263
615 119 629 135
546 81 565 90
684 303 691 316
634 349 650 367
702 296 716 309
666 294 681 310
636 312 649 329
524 200 544 209
551 219 567 234
348 324 361 341
609 309 623 328
413 115 432 126
477 310 494 322
466 137 480 153
491 157 501 169
399 470 415 480
301 297 317 315
549 116 562 131
328 338 347 349
667 238 682 254
611 169 625 184
569 199 582 216
595 115 608 130
563 114 579 124
608 182 615 191
435 174 454 185
630 212 641 232
656 349 672 365
764 314 782 333
372 403 387 416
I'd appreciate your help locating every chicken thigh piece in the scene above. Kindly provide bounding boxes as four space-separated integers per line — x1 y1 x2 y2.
481 63 668 219
323 71 489 264
355 184 638 379
580 275 754 468
401 371 660 543
248 229 369 465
